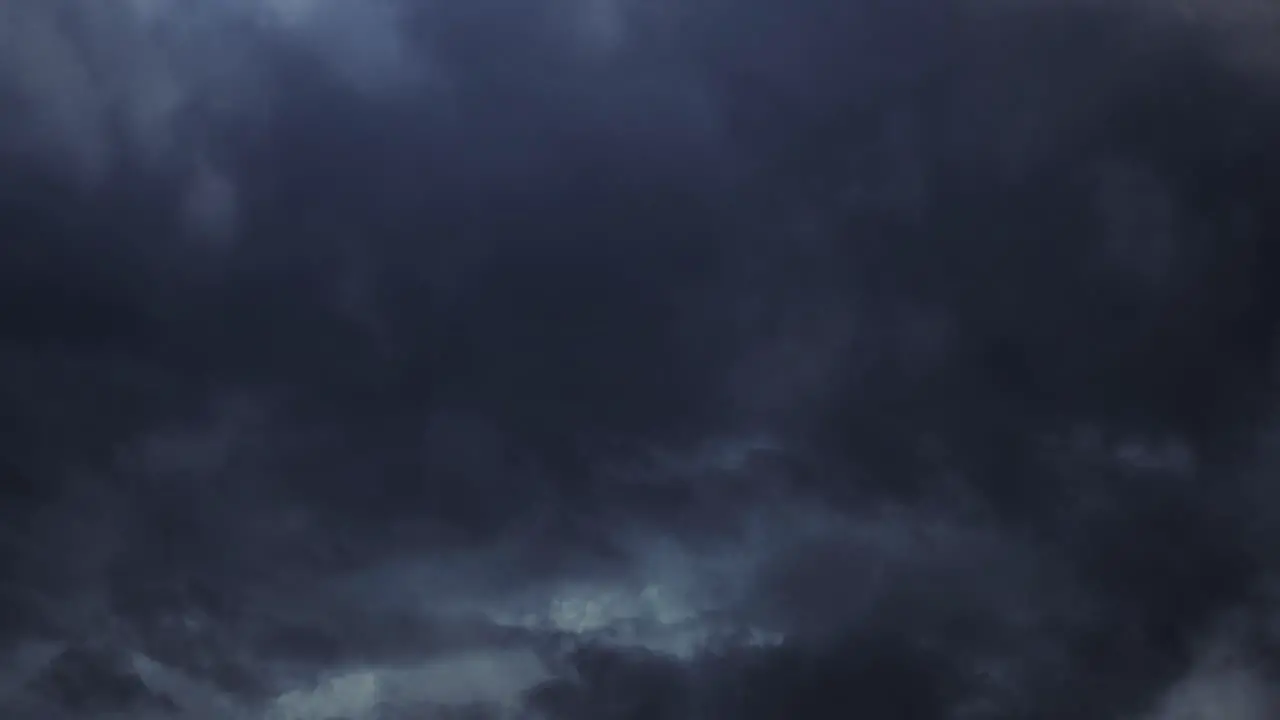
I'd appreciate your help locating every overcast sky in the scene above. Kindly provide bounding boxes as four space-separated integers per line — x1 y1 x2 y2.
2 1 1280 718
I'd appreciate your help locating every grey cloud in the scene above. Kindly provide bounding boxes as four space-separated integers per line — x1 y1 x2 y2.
0 0 422 168
6 1 1280 719
0 0 427 249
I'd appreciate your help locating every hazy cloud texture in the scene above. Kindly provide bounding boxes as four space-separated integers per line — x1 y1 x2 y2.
3 1 1280 719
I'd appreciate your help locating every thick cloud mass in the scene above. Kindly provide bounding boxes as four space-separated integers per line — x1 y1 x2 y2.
3 1 1280 718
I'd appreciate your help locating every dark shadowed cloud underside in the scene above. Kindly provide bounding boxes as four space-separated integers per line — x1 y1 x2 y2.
2 1 1280 718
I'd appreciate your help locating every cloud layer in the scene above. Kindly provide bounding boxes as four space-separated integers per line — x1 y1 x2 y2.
4 0 1280 719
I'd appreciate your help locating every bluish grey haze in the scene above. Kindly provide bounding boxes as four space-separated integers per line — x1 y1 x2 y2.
2 1 1280 718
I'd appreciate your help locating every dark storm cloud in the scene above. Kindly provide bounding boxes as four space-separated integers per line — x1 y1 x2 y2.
4 1 1280 719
